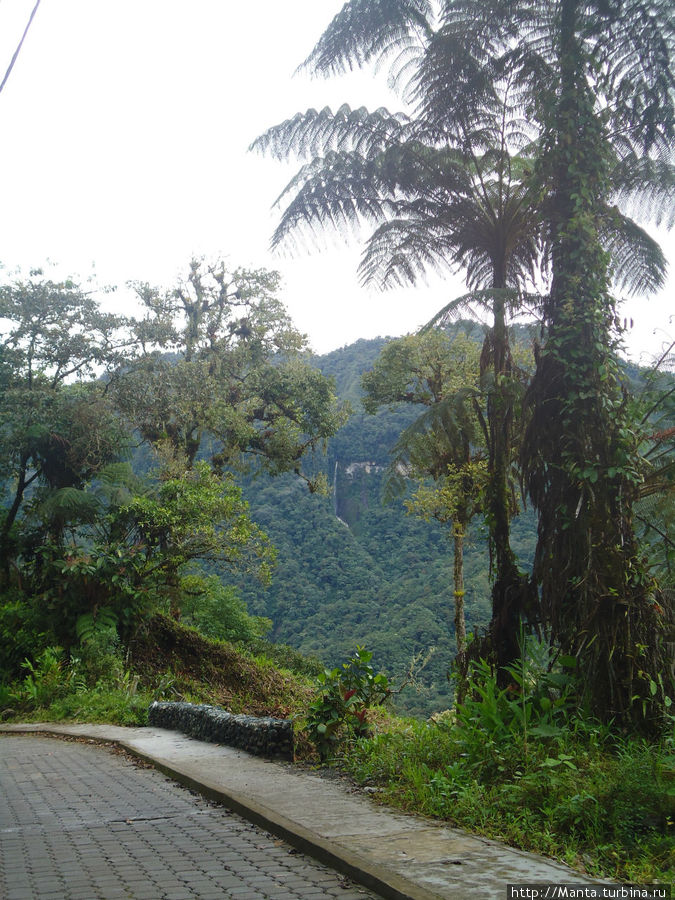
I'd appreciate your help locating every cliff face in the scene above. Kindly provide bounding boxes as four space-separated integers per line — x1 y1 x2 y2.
333 460 384 529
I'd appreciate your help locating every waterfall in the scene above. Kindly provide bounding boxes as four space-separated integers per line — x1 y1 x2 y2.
333 460 349 528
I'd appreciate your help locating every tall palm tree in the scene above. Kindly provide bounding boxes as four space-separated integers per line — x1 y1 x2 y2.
424 0 674 725
253 0 674 723
252 45 547 675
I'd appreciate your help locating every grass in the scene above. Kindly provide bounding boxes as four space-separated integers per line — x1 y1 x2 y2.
0 612 314 729
338 708 674 883
12 686 154 726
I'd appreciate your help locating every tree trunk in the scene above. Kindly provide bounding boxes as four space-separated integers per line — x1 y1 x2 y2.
453 523 466 655
0 453 30 588
453 518 469 704
521 0 668 730
485 274 530 680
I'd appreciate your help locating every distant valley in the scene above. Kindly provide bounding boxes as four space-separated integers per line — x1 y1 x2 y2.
227 331 538 716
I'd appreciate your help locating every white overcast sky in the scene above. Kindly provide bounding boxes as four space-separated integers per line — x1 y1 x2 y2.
0 0 671 361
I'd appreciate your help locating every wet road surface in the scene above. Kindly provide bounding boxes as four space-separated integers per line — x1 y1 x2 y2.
0 735 382 900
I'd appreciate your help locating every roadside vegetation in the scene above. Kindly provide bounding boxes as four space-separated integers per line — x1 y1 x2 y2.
342 703 673 885
282 638 672 884
340 651 673 885
0 612 317 728
2 626 671 885
1 0 673 891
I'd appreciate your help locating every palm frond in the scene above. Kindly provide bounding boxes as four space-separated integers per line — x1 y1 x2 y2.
96 462 137 487
421 288 545 332
269 139 479 257
93 462 144 505
588 0 675 152
255 0 667 346
35 487 100 525
609 156 675 229
300 0 435 77
600 210 668 296
250 105 412 161
358 215 457 288
416 27 502 135
384 40 428 99
438 0 525 59
382 386 482 496
270 151 402 252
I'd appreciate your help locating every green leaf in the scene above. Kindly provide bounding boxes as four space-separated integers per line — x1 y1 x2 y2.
530 724 563 738
559 655 577 669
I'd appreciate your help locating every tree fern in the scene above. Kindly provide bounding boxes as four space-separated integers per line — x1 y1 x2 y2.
601 212 668 296
255 0 674 725
299 0 434 77
33 487 100 528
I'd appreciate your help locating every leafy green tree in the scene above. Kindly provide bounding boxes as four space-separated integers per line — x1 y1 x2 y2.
413 0 673 722
408 463 487 663
29 460 274 646
180 574 271 644
113 258 346 488
495 0 674 726
257 0 673 725
116 461 273 617
363 330 487 664
0 267 295 665
0 272 132 584
433 0 673 723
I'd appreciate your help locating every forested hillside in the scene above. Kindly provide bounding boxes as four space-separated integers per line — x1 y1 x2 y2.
0 266 667 719
228 327 538 716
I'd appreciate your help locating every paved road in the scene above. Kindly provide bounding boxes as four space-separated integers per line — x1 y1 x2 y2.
0 735 381 900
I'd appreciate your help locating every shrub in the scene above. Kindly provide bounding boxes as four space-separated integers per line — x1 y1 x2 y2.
0 589 54 682
19 647 76 708
179 574 271 644
306 646 389 761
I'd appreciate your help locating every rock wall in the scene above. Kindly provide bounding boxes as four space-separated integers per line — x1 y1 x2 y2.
148 701 294 760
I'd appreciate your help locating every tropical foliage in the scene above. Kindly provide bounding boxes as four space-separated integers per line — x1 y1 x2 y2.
343 648 673 883
0 263 343 679
0 3 671 882
113 258 346 487
362 330 487 662
254 0 674 728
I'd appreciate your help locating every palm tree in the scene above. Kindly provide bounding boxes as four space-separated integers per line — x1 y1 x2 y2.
252 45 547 675
253 0 674 724
425 0 674 725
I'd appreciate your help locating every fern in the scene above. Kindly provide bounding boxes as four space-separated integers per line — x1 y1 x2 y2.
299 0 434 78
76 609 118 646
36 487 100 525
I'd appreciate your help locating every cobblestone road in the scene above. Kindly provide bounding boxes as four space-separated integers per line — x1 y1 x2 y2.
0 735 382 900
